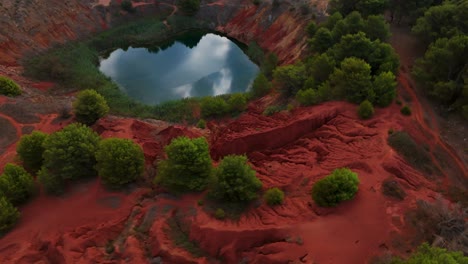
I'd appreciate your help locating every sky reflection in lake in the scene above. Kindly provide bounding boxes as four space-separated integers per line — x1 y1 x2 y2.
99 33 259 105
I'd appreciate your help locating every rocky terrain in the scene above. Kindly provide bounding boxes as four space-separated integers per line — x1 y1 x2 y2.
0 0 466 263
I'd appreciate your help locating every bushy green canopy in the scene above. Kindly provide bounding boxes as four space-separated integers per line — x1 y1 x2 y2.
0 76 21 96
73 89 109 125
39 123 100 194
0 196 20 235
211 155 262 203
16 131 48 173
311 168 359 207
96 138 145 188
0 164 35 205
155 137 212 192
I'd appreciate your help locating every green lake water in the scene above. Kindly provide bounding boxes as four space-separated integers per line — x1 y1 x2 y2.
99 32 259 105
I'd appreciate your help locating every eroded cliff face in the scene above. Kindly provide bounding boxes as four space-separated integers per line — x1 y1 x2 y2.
0 0 321 66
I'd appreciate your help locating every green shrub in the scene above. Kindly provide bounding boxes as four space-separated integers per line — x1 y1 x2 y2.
73 89 109 125
96 138 145 188
263 105 285 116
392 243 467 263
252 0 260 5
16 131 48 173
121 0 135 13
228 93 247 112
264 187 284 206
201 97 229 118
197 119 206 129
400 105 411 116
211 155 262 203
296 88 320 106
358 100 374 119
0 76 21 96
273 63 307 97
155 137 212 192
251 73 271 98
0 196 20 235
0 164 35 205
311 168 359 207
178 0 200 15
40 123 100 195
214 208 225 219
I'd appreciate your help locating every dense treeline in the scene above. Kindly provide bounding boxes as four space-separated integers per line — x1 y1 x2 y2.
411 0 468 118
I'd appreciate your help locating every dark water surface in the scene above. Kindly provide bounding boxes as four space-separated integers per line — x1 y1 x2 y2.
99 33 259 105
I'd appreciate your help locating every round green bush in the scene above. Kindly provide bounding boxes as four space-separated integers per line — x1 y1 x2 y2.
228 93 247 112
401 105 412 116
96 138 145 188
73 89 109 125
211 155 262 203
358 100 375 119
251 73 271 98
0 76 21 96
155 137 212 192
201 97 229 118
197 119 206 129
214 208 225 219
40 123 100 195
0 164 35 205
16 131 48 173
0 196 20 235
311 168 360 207
264 187 284 206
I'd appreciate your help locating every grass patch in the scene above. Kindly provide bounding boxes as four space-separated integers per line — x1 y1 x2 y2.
381 178 406 201
387 131 436 177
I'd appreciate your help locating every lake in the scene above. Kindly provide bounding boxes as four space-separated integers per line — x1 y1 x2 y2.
99 32 259 105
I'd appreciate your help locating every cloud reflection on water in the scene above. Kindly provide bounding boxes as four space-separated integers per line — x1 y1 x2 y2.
99 33 258 105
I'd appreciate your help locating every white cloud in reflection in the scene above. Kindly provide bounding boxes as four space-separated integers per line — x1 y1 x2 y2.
173 83 193 98
213 68 232 96
99 49 125 78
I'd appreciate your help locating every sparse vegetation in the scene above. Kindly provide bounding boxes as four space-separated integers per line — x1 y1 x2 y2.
387 131 434 175
95 138 144 188
381 179 406 201
196 119 206 129
164 212 206 257
263 105 285 116
155 137 212 192
16 131 48 173
400 105 411 116
264 187 284 206
392 243 468 263
251 73 271 98
120 0 135 13
178 0 201 15
214 208 225 219
0 76 21 96
311 168 359 207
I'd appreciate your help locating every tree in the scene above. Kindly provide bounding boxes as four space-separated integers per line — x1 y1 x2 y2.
155 137 212 192
388 0 435 25
306 21 317 37
310 27 334 53
73 89 109 126
329 57 373 103
306 53 336 84
0 196 20 235
264 187 284 206
16 131 48 173
412 1 466 45
358 100 375 119
356 0 388 17
96 138 145 188
251 73 271 98
296 88 320 106
392 243 468 263
413 35 468 106
0 76 21 96
262 53 278 79
201 96 229 118
120 0 135 13
178 0 200 15
40 123 100 194
365 15 391 41
211 155 262 203
0 164 35 205
330 32 374 64
373 71 397 106
311 168 359 207
273 63 307 97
